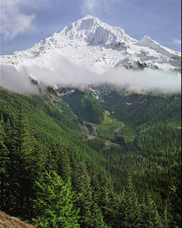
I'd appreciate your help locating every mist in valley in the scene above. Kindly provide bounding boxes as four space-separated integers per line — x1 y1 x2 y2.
0 59 181 95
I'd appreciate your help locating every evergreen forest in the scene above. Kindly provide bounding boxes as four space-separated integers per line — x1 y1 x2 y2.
0 87 181 228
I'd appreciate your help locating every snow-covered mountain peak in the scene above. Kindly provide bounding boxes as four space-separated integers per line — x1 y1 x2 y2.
140 35 153 43
60 15 134 46
137 35 166 49
136 35 180 59
69 15 102 30
0 16 181 74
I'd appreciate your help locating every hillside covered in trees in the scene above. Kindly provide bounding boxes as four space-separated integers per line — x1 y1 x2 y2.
0 87 181 228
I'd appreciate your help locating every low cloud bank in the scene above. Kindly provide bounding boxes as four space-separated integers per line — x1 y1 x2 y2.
0 59 181 95
0 65 38 94
102 68 181 93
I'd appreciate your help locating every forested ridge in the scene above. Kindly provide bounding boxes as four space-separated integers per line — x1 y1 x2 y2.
0 87 181 228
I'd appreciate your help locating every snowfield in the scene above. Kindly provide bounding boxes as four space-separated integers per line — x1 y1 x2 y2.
0 15 181 75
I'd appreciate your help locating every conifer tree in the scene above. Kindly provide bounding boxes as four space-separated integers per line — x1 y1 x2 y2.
140 193 163 228
46 141 58 172
9 106 35 216
4 119 13 152
90 168 100 203
91 202 109 228
99 172 117 227
57 148 71 182
118 176 141 228
33 171 80 228
0 121 10 212
31 140 45 180
169 185 181 228
26 139 46 218
72 162 93 228
163 205 170 228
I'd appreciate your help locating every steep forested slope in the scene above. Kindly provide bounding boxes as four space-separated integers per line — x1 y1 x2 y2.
101 89 181 126
0 88 107 170
62 89 104 124
0 87 181 228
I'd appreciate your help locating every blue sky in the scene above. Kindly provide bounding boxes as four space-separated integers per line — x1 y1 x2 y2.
0 0 181 55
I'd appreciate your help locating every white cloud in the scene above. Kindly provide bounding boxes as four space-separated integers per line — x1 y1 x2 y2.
83 0 96 14
81 0 127 17
1 58 181 95
82 0 97 14
173 38 181 45
0 0 36 39
102 68 181 94
82 0 110 16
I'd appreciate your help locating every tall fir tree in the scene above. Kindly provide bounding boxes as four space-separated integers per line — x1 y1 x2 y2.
57 148 71 182
99 172 117 227
46 141 58 172
140 193 163 228
90 168 100 203
4 119 13 152
91 202 109 228
118 176 141 228
169 185 181 228
72 161 93 228
0 120 11 212
9 106 35 216
33 171 80 228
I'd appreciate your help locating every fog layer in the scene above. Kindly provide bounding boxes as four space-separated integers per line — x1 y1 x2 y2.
0 59 181 94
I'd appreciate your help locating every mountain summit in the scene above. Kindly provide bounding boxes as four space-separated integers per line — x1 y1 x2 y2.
0 16 181 73
59 15 136 45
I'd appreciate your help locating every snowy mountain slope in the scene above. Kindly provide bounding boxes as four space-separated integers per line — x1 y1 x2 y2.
0 15 181 74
